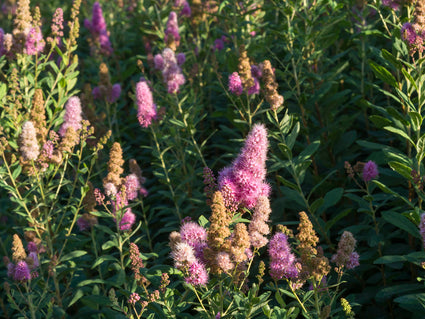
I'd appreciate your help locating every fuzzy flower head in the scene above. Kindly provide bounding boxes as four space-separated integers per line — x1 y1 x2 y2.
20 121 40 161
155 48 186 94
180 221 207 248
228 72 243 95
268 232 299 280
172 242 197 269
218 123 270 209
165 11 180 45
124 174 141 201
13 260 31 281
59 96 82 137
25 27 45 55
185 260 208 286
362 160 378 182
84 2 113 55
331 231 360 269
136 80 157 127
119 210 136 231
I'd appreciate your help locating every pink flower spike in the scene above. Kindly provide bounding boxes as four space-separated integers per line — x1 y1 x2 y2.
13 261 31 281
136 80 157 128
228 72 243 96
59 96 83 137
362 160 378 182
119 210 136 231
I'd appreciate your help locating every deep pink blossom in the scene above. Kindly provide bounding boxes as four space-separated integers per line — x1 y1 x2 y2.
136 80 157 127
362 160 378 182
185 260 208 286
84 2 113 55
13 261 31 281
268 233 298 280
228 72 243 95
218 123 270 209
165 11 180 44
25 27 45 55
119 210 136 231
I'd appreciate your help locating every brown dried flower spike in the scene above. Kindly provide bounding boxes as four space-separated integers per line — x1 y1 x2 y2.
12 234 27 263
103 142 124 189
238 46 254 91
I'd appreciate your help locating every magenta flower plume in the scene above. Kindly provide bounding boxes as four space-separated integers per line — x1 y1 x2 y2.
180 1 191 17
248 77 260 95
228 72 243 95
218 123 270 209
165 11 180 44
185 260 208 286
155 48 186 94
362 160 378 182
84 2 113 55
136 80 157 127
25 27 45 55
84 2 107 34
401 23 417 47
108 83 121 103
124 174 141 201
268 233 298 280
59 96 82 137
13 261 31 281
119 210 136 231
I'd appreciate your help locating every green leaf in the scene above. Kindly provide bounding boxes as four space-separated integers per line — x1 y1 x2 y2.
60 250 87 262
77 279 108 287
394 293 425 312
297 140 320 163
384 126 414 146
12 165 22 180
275 291 285 308
92 256 118 269
382 211 420 238
310 198 324 214
369 115 392 129
67 289 84 307
417 134 425 164
388 161 413 179
402 68 419 91
374 255 406 264
276 175 300 192
409 111 422 131
102 240 117 251
376 284 423 303
198 215 209 228
317 188 343 214
369 60 398 87
372 180 414 208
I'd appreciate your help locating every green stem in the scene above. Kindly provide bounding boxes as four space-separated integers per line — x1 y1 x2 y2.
150 125 182 221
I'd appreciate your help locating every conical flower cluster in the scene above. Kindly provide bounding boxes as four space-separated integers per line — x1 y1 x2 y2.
218 123 270 209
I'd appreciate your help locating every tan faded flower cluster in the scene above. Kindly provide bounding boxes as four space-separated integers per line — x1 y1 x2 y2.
103 142 125 193
262 60 284 111
238 46 254 92
296 211 330 282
